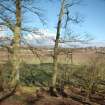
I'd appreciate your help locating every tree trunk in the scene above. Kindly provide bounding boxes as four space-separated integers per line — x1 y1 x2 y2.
52 0 65 87
0 69 3 92
11 0 21 87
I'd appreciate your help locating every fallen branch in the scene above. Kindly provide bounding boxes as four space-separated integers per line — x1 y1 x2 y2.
0 84 17 103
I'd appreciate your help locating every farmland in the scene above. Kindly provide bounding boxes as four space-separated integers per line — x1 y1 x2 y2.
0 47 104 64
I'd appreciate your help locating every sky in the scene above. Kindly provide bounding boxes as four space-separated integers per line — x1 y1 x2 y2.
26 0 105 47
24 0 105 42
0 0 105 47
43 0 105 42
71 0 105 42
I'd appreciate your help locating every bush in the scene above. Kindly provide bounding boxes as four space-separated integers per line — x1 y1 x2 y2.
20 62 53 86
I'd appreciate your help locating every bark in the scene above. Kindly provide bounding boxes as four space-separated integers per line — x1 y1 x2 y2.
0 69 3 92
52 0 65 87
11 0 21 86
0 0 21 102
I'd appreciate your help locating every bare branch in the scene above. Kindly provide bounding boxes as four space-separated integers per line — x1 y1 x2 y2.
0 15 15 32
21 37 42 63
0 3 15 14
64 0 81 8
22 5 46 25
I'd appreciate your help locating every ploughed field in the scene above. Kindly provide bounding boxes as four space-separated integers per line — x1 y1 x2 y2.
0 47 104 64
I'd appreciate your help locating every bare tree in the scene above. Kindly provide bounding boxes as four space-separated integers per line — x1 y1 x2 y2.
52 0 82 87
0 0 47 87
0 0 48 102
52 0 65 87
10 0 21 86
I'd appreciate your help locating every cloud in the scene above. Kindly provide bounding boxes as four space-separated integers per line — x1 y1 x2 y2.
25 29 56 40
0 31 5 38
22 29 105 47
23 29 56 46
1 28 105 48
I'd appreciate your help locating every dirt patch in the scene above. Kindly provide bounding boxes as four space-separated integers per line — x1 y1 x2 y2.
32 97 83 105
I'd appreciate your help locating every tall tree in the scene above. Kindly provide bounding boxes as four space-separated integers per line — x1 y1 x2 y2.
11 0 21 86
52 0 65 87
52 0 81 87
0 0 46 87
0 0 48 101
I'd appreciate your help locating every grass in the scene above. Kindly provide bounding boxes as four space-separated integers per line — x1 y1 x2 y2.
18 86 37 94
1 48 105 105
